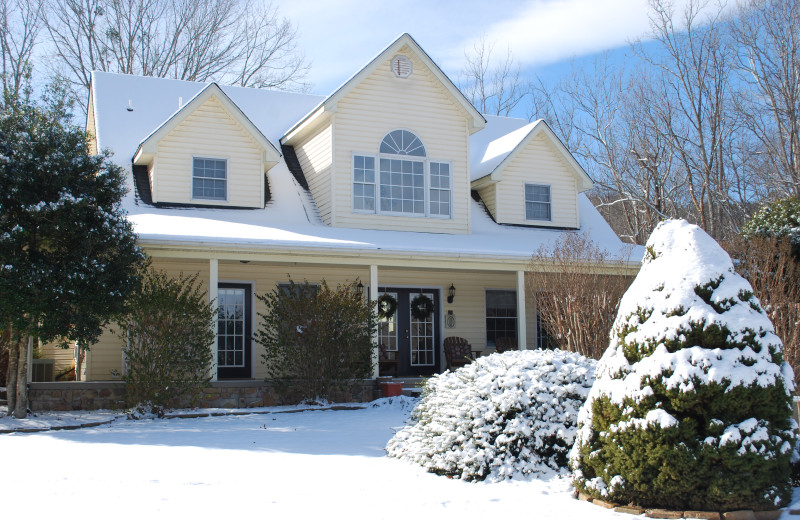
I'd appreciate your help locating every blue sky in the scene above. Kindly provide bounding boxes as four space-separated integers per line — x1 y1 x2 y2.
273 0 695 97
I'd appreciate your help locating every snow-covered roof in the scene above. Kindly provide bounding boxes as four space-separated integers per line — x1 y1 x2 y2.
469 117 593 192
90 71 639 265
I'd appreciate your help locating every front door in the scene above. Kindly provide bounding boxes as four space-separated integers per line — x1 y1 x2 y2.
217 283 252 379
378 288 440 377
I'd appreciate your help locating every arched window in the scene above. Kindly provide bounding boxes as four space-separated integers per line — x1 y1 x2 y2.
352 130 451 218
379 129 426 156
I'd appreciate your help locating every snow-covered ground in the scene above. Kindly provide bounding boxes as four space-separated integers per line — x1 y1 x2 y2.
2 397 799 519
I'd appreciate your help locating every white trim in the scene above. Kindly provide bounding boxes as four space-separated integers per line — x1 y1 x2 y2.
209 259 219 381
517 271 527 350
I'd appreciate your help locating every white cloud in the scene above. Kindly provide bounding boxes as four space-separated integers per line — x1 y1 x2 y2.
273 0 718 94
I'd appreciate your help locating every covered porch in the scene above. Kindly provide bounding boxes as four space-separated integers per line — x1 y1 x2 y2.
78 242 537 382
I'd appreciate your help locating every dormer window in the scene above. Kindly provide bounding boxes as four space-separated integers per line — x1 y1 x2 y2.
353 130 451 218
525 183 551 221
193 157 227 201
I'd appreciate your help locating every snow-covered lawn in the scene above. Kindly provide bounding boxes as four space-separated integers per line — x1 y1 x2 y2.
2 398 799 519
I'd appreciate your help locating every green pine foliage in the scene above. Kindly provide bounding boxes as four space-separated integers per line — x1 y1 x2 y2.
255 279 376 402
570 220 796 512
115 269 214 412
741 197 800 259
0 85 145 348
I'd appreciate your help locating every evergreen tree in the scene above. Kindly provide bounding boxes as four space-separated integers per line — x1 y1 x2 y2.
741 197 800 260
571 220 796 511
0 85 144 418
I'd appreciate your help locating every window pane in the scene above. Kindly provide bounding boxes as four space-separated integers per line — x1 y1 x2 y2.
380 129 426 157
193 157 227 200
486 290 517 346
353 155 376 212
525 184 551 221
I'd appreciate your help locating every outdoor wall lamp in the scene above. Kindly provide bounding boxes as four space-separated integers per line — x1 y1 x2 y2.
356 281 364 298
447 283 456 304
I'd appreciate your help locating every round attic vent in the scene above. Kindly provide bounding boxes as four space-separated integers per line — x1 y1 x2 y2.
390 55 412 78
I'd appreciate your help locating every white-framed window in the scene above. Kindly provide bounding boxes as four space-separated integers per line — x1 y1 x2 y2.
352 130 452 218
485 289 518 348
193 157 227 201
353 155 376 212
429 162 451 217
525 183 551 221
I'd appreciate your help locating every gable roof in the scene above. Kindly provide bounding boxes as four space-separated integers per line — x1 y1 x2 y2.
470 118 594 192
132 82 282 168
282 33 486 144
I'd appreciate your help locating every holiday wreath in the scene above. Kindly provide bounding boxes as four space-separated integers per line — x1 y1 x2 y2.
410 293 434 321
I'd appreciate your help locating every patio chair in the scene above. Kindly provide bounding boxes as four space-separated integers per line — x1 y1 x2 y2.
378 344 399 377
443 336 479 370
494 336 518 353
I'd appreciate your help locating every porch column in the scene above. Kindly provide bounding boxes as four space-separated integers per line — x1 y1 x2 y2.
517 270 527 350
370 264 379 378
209 258 219 382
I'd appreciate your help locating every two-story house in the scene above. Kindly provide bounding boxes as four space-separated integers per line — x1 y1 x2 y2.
59 33 636 382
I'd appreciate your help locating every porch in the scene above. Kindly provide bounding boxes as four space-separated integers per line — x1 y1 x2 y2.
44 246 539 383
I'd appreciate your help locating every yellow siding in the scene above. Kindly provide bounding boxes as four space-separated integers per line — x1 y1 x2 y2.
496 134 579 228
86 92 98 155
333 45 471 233
85 329 126 381
154 95 264 207
477 184 498 221
82 257 540 380
37 340 75 380
294 124 334 224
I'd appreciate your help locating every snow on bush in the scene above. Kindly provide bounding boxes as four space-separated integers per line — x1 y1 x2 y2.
570 219 797 511
386 349 596 482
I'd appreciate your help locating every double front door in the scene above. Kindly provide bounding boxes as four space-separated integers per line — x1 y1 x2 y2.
378 288 440 377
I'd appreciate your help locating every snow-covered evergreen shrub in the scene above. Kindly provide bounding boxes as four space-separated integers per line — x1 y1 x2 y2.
571 220 797 511
386 349 596 482
741 197 800 259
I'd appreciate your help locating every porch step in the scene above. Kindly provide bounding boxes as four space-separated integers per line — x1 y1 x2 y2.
400 377 427 397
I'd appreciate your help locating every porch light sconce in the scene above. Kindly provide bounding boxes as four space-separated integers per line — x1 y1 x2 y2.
356 281 364 299
447 283 456 304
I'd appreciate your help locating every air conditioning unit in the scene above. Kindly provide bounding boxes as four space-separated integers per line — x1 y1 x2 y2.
32 359 55 382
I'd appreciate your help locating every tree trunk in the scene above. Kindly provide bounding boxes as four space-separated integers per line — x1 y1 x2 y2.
13 335 31 419
6 332 19 414
75 343 83 381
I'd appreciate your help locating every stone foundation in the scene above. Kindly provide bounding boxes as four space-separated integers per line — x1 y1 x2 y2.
28 379 380 411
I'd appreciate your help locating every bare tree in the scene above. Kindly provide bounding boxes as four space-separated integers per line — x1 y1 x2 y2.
527 233 634 359
461 34 526 116
44 0 309 109
635 0 749 239
732 0 800 198
0 0 43 96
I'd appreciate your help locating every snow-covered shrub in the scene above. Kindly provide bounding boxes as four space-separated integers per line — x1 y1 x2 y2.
741 197 800 259
571 220 797 511
386 349 596 482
